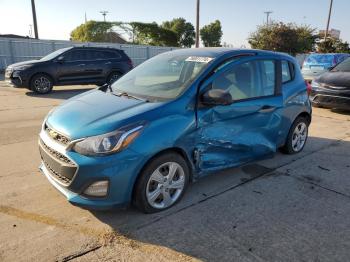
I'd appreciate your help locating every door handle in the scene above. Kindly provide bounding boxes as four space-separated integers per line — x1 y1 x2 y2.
259 105 276 113
105 62 112 65
77 64 86 66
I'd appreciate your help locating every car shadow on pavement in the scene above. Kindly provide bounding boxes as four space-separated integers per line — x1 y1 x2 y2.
25 87 94 100
89 135 350 261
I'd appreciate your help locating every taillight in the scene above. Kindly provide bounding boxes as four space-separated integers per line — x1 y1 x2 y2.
127 59 133 68
305 80 312 96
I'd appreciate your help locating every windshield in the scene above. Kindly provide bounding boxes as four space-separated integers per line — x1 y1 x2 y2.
40 47 71 61
332 58 350 72
111 52 213 101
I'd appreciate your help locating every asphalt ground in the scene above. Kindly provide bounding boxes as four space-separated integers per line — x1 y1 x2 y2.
1 80 350 262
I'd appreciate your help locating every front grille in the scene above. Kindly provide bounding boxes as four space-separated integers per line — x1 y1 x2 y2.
39 139 77 185
41 139 74 165
43 159 72 184
45 124 70 145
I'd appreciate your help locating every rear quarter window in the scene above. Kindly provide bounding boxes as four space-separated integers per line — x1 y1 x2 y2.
282 60 295 83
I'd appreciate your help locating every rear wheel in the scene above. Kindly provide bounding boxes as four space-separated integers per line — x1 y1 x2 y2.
280 117 309 154
30 74 53 94
133 153 190 213
107 72 122 85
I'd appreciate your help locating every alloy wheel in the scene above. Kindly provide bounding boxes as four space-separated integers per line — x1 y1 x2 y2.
146 162 186 209
291 122 307 152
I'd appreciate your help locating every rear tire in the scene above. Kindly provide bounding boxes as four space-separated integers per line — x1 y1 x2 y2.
280 116 309 154
30 74 53 94
107 72 122 85
133 152 190 213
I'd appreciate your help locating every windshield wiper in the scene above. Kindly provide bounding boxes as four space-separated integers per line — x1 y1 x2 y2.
113 91 149 102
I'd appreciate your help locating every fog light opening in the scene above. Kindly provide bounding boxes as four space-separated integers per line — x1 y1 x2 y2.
83 181 109 197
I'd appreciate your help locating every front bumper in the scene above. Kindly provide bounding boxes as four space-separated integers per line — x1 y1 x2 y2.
5 68 29 87
310 87 350 110
38 127 145 210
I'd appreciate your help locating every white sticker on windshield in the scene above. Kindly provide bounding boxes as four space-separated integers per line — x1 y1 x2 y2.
185 56 214 63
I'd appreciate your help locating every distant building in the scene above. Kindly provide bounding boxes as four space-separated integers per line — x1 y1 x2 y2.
0 34 32 39
319 29 341 39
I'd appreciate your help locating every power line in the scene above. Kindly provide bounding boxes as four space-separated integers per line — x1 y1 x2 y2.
100 11 109 22
264 11 273 25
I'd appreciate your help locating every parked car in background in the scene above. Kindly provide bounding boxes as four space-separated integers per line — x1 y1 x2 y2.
310 57 350 110
301 53 350 82
38 48 312 213
5 46 133 94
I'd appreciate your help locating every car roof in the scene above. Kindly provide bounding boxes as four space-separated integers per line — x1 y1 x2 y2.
71 46 122 51
167 47 294 60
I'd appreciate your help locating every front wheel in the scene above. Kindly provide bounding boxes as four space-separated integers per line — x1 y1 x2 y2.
133 153 190 213
280 116 309 154
30 74 53 94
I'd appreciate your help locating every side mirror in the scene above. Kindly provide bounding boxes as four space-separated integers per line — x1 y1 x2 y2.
57 56 65 63
201 89 233 106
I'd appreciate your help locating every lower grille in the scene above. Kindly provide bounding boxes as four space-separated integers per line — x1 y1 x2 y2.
39 139 77 185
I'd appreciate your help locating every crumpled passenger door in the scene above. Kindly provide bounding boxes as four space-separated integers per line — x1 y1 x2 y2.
195 58 283 173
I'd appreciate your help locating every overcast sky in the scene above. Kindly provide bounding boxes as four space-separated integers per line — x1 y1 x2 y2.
1 0 349 47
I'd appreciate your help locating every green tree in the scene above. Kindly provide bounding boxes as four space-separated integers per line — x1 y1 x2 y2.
200 20 223 47
129 22 178 46
248 22 315 55
162 18 195 47
317 37 350 53
70 21 116 42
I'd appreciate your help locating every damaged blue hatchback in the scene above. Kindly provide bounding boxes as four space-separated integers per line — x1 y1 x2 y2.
39 48 312 213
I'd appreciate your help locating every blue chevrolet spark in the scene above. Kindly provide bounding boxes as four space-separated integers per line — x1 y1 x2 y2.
39 48 312 213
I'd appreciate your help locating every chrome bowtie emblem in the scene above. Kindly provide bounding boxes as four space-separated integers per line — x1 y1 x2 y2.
49 130 58 139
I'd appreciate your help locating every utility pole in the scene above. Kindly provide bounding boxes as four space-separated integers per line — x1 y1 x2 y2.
31 0 39 39
324 0 334 40
84 12 87 23
264 11 273 25
100 11 109 22
195 0 200 48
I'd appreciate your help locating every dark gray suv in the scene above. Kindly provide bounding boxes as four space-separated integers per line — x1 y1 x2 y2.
5 46 133 94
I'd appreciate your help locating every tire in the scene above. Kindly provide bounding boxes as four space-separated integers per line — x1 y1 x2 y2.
133 152 190 213
30 74 53 94
107 72 122 85
280 116 309 154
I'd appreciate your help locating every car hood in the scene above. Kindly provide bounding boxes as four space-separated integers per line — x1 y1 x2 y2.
8 60 42 68
315 71 350 88
46 89 163 139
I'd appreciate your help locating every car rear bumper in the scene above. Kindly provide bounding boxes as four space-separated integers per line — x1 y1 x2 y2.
310 88 350 110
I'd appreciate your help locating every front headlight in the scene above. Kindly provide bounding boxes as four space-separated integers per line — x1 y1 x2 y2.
14 65 33 71
72 123 145 156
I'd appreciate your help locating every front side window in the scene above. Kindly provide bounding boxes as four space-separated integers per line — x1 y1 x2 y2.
64 50 87 61
211 60 276 101
111 52 212 101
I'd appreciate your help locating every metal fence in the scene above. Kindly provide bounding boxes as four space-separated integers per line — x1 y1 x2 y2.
0 37 176 71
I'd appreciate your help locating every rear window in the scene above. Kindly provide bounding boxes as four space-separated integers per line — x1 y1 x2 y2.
304 54 334 65
86 50 121 60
